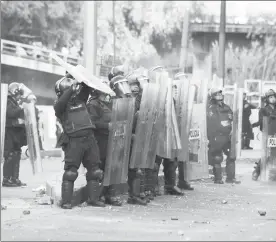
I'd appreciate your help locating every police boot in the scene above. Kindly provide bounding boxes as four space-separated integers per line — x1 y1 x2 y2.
105 185 122 206
144 169 155 201
12 151 27 187
87 180 105 207
139 169 150 203
61 181 74 209
153 160 162 196
127 170 147 206
252 160 261 181
177 162 194 191
163 160 184 196
213 164 224 184
99 186 108 203
225 160 241 184
2 153 17 187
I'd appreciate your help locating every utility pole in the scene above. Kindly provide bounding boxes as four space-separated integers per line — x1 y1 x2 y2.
218 1 226 86
112 1 116 65
179 7 190 73
83 1 97 75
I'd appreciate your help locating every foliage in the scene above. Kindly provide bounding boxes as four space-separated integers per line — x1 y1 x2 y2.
211 37 276 84
1 1 83 49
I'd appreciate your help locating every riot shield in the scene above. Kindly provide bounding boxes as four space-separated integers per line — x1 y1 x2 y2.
157 75 173 159
261 116 276 181
103 97 135 186
50 53 115 96
23 101 43 174
129 83 160 169
1 84 8 162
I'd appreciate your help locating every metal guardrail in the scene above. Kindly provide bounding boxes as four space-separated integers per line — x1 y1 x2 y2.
1 39 84 66
1 39 122 68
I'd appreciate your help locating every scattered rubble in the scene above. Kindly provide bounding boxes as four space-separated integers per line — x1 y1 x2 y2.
23 210 30 215
258 210 266 216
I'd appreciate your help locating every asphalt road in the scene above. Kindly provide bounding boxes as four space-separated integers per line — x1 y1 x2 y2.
1 158 276 241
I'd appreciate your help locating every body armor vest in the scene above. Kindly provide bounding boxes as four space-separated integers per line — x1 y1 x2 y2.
62 100 95 134
6 96 25 128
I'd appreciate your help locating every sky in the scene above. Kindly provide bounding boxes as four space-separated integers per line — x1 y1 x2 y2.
202 1 276 16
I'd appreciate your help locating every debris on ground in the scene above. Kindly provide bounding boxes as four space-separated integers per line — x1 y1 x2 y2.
193 221 210 224
258 210 266 216
1 205 7 210
171 217 178 221
32 185 46 195
35 195 53 205
23 210 30 215
222 200 228 204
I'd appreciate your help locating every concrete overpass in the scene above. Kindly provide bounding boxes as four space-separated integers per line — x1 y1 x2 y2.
1 39 114 105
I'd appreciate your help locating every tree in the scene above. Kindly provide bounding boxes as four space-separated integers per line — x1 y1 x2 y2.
1 1 83 49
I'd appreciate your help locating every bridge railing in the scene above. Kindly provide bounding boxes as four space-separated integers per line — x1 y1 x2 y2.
1 39 84 66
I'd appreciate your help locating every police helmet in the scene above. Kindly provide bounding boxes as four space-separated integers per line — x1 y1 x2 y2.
125 73 140 85
55 77 78 97
8 82 22 97
108 65 125 81
265 89 276 98
210 87 223 98
110 75 132 98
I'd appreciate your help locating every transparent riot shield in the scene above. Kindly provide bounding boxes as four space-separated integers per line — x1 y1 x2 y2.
157 76 173 159
23 101 43 174
51 53 115 96
261 116 276 181
1 84 8 162
129 83 160 169
103 97 135 186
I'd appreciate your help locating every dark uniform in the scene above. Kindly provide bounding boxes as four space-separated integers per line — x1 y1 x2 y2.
252 89 276 180
54 76 105 209
87 94 123 206
242 96 257 150
2 92 27 187
207 88 240 184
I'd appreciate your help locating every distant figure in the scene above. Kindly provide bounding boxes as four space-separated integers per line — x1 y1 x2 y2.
242 92 257 150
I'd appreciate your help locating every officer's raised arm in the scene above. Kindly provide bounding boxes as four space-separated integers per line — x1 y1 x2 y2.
54 87 74 118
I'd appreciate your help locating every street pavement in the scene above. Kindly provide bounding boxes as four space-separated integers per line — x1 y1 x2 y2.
1 157 276 241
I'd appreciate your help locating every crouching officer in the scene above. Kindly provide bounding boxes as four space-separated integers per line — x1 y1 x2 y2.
54 73 105 209
2 82 27 187
251 89 276 180
207 88 241 184
87 89 123 206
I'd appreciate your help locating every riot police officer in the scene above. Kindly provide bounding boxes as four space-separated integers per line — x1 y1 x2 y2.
108 65 125 81
2 82 27 187
207 88 241 184
252 89 276 180
126 73 148 205
87 88 123 206
54 74 105 209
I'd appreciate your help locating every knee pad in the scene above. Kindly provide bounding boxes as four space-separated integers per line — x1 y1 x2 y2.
86 169 103 182
213 155 223 164
63 168 78 182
